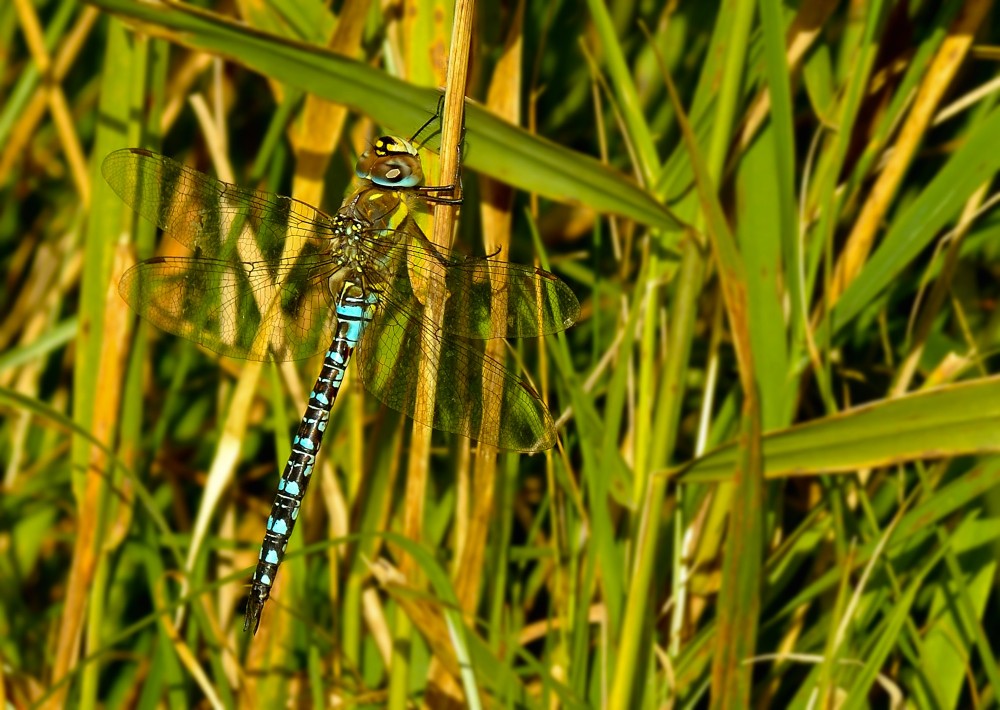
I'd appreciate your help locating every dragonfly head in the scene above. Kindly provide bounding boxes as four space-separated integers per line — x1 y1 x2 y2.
356 136 424 189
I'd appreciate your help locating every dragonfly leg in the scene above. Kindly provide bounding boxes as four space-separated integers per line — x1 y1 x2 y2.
407 92 465 205
415 116 466 205
406 219 464 268
414 185 464 205
409 95 446 149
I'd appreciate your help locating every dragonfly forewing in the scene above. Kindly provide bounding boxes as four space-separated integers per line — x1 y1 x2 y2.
389 240 580 339
105 149 361 361
102 148 335 263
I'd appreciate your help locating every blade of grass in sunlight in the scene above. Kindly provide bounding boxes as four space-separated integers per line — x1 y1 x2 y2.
83 0 684 234
661 1 764 701
833 101 1000 330
676 376 1000 482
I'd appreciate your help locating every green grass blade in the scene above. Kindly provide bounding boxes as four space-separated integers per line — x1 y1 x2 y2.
833 102 1000 330
678 376 1000 482
83 0 683 233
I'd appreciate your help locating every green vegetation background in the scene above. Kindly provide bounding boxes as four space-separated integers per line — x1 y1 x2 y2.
2 0 999 707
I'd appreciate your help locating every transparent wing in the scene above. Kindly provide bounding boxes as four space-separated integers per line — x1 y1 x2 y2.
102 148 334 262
354 232 580 339
103 147 579 371
356 293 558 452
104 148 348 361
120 253 338 361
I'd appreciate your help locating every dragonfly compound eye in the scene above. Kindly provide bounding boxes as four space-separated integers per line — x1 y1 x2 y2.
357 154 424 189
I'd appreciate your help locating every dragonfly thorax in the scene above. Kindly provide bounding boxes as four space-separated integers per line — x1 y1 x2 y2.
355 136 424 189
327 212 392 298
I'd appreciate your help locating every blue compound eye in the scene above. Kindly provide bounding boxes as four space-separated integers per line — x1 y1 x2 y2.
372 159 422 187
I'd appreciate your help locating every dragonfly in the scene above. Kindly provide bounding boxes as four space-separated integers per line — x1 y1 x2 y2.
102 128 579 635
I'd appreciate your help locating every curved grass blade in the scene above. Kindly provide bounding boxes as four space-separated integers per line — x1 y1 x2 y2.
675 376 1000 483
86 0 683 233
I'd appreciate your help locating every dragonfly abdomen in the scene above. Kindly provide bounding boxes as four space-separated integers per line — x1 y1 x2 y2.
244 289 377 634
